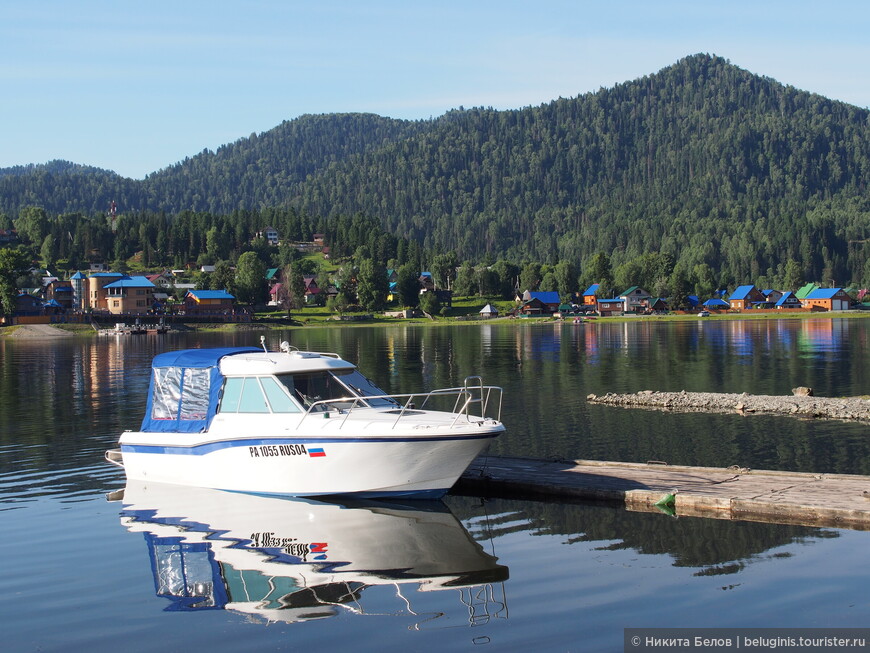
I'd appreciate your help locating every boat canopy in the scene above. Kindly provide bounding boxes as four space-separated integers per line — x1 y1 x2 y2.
141 347 261 433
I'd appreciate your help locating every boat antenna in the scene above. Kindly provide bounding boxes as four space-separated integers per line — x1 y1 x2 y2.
260 335 268 352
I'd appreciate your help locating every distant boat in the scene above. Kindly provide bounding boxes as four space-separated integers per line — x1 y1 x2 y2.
106 340 505 498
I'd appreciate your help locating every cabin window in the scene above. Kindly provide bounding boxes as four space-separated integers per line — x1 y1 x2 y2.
219 377 302 414
276 372 350 410
332 370 397 407
150 367 211 421
237 378 269 413
259 376 301 413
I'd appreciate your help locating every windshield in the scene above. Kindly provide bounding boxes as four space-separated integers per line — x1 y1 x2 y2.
275 370 397 409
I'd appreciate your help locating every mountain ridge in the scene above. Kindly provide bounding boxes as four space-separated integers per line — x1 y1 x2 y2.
2 54 868 283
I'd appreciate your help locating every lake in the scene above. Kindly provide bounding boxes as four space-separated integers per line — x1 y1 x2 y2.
1 318 869 651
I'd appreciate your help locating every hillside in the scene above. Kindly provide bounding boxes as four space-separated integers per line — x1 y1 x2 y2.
1 54 869 283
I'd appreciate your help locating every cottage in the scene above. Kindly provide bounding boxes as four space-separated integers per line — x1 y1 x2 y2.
521 291 561 313
260 226 279 246
183 289 236 315
648 297 669 314
582 283 600 307
596 298 623 317
14 292 42 315
479 304 499 318
800 288 851 311
618 286 652 313
775 292 802 309
728 285 765 310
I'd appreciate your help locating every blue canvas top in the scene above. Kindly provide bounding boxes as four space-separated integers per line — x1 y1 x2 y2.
142 347 261 433
151 347 259 369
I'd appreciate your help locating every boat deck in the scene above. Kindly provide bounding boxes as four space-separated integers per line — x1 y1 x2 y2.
458 456 870 531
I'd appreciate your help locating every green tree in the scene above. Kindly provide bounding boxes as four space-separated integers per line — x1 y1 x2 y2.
356 258 388 311
431 252 458 290
0 247 31 316
453 261 475 297
418 290 441 317
211 260 236 294
782 259 804 292
519 262 541 292
234 251 268 305
15 207 48 245
396 264 420 307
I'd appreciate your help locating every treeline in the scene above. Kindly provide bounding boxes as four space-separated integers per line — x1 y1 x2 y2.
2 55 870 286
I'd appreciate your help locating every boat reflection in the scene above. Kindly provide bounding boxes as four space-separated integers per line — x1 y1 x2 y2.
115 481 508 625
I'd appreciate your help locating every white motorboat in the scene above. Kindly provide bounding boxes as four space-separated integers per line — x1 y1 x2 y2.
115 480 508 624
106 339 505 498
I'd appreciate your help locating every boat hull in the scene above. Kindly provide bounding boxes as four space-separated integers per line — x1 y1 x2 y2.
117 426 501 498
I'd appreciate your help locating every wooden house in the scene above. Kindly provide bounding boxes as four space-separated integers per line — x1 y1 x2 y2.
582 283 600 306
728 285 765 310
596 298 623 316
184 289 236 315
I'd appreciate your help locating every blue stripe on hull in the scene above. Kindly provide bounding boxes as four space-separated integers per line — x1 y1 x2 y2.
121 432 496 456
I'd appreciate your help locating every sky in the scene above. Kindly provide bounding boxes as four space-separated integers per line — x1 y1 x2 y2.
1 1 868 179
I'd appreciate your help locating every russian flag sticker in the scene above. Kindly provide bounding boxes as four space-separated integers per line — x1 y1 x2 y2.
308 447 326 457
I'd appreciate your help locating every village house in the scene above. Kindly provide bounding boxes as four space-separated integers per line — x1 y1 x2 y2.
44 278 74 310
800 288 851 311
728 285 765 310
14 292 43 316
183 289 236 315
596 297 623 317
618 286 652 313
775 292 803 309
146 271 175 289
518 291 561 314
648 297 669 314
582 283 600 306
84 272 126 311
102 276 157 315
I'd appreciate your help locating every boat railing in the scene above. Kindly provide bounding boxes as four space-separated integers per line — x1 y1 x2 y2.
297 380 503 430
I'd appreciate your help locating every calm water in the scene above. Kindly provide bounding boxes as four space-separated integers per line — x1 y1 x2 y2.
1 319 869 651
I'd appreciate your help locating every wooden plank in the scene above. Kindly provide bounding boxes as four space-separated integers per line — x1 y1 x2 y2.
457 456 870 531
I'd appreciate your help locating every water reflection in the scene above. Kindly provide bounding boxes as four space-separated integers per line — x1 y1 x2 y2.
116 482 509 626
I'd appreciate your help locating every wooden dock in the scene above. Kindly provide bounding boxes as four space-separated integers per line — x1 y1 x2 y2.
457 456 870 531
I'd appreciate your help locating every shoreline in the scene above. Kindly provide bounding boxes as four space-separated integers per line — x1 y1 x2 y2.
2 307 869 338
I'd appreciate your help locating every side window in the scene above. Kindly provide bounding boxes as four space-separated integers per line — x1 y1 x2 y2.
219 378 243 413
238 378 269 413
260 377 302 413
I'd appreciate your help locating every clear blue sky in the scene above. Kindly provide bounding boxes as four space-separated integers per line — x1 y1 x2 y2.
2 1 868 179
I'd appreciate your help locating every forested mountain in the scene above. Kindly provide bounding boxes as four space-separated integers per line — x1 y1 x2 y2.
2 54 869 284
